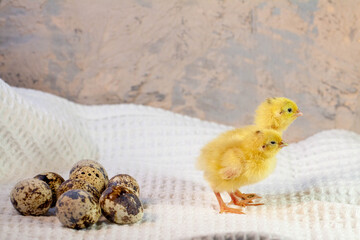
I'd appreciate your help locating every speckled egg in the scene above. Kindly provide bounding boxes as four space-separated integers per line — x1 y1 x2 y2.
10 178 53 216
56 179 100 201
34 172 65 207
108 174 140 196
56 189 101 229
69 165 108 194
100 185 144 224
70 159 109 182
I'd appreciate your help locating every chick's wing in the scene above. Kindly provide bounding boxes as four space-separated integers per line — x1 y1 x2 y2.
219 148 245 180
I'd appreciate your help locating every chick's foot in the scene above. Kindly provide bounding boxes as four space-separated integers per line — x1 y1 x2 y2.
214 192 245 214
235 190 262 201
230 191 264 206
220 206 246 214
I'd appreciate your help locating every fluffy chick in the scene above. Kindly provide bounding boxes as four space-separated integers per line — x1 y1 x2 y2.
221 97 302 140
255 97 302 134
197 128 286 214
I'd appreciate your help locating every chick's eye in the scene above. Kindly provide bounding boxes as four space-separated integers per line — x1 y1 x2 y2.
270 141 276 144
287 108 292 113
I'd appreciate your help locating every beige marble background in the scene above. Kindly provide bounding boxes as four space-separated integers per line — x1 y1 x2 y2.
0 0 359 141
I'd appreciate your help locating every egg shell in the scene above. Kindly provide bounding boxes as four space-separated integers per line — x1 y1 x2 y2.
69 166 108 194
56 189 101 229
100 185 144 224
56 179 100 201
70 160 109 182
10 178 52 216
34 172 65 207
108 174 140 196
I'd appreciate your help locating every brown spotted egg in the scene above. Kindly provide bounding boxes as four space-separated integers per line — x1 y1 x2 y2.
100 185 143 224
70 160 109 182
10 178 52 216
69 165 108 194
34 172 64 207
56 189 101 229
108 174 140 197
56 179 100 201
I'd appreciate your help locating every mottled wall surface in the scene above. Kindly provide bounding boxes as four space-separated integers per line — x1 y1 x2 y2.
0 0 359 141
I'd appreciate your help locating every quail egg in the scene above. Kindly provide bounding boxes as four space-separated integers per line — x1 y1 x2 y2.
56 189 101 229
108 174 140 196
70 159 108 182
100 185 143 224
10 178 52 216
34 172 64 207
56 179 100 201
69 165 108 194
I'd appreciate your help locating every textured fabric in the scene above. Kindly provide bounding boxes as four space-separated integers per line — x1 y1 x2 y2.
0 79 98 183
190 232 288 240
0 78 360 240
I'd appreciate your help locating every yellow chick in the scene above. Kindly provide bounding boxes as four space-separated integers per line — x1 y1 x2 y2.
197 128 286 214
221 97 302 140
255 97 303 134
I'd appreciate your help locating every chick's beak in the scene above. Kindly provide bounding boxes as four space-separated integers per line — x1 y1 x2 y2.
296 110 303 117
279 142 288 148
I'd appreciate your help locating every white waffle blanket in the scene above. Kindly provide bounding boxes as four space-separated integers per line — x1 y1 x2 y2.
1 78 360 240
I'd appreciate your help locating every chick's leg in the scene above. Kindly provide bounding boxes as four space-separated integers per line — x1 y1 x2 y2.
214 192 245 214
229 192 264 207
234 190 262 201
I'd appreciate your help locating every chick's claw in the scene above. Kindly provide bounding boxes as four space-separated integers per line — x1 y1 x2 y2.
229 200 264 207
245 202 264 206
